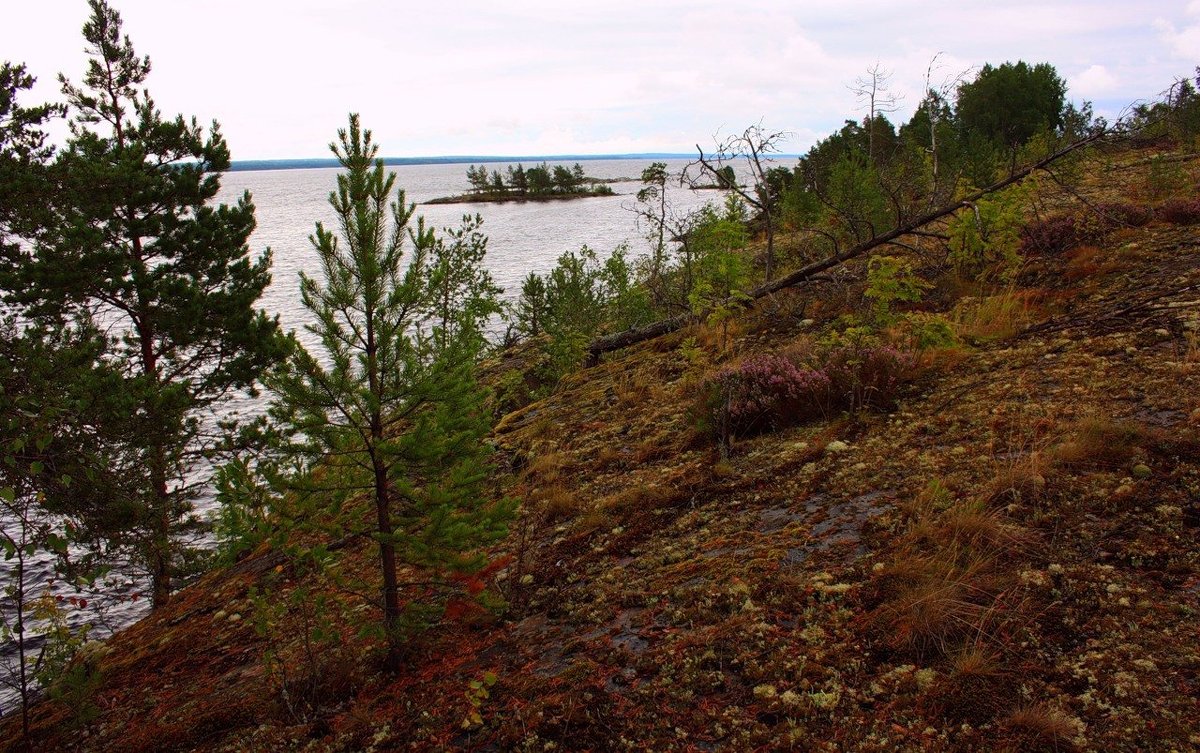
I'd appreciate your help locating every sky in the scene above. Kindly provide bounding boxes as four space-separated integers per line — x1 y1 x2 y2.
4 1 1200 160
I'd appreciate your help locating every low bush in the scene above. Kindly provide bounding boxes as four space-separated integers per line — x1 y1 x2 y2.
1019 214 1083 255
704 353 833 435
700 343 918 442
1092 201 1152 228
822 344 918 412
1020 202 1154 256
1156 197 1200 225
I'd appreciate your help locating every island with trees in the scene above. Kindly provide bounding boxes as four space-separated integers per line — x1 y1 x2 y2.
424 161 618 204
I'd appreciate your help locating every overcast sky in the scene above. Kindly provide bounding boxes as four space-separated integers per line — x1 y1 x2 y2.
5 1 1199 159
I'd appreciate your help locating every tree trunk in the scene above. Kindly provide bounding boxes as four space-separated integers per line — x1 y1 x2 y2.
373 457 403 672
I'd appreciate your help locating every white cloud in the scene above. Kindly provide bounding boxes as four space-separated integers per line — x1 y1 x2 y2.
0 0 1188 157
1154 4 1200 60
1072 64 1120 97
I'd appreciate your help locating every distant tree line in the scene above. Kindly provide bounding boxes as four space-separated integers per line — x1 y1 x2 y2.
464 161 614 198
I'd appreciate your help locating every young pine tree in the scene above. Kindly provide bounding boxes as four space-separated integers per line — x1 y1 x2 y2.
0 0 284 608
269 114 512 671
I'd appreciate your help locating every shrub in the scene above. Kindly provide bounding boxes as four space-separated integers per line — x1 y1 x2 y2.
700 343 918 447
1019 214 1081 255
1156 198 1200 225
1021 202 1153 256
822 344 919 412
864 255 930 324
948 189 1027 281
1091 201 1152 228
899 313 958 350
705 353 833 435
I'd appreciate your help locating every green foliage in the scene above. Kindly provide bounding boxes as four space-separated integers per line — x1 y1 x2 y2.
540 246 607 375
820 318 883 350
823 153 892 243
0 62 62 253
462 670 499 729
686 197 752 347
268 114 514 670
249 576 350 723
427 212 503 354
947 185 1029 282
515 243 653 383
0 0 285 608
900 313 958 349
956 61 1067 166
514 272 549 338
464 161 610 199
30 593 102 725
1129 69 1200 142
864 256 930 324
212 456 276 564
1146 155 1190 200
636 161 671 289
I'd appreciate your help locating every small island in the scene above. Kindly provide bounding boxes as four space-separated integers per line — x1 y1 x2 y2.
424 161 617 204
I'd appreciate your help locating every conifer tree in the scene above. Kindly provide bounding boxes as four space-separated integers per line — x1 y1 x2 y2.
0 61 61 255
0 0 284 608
269 114 512 671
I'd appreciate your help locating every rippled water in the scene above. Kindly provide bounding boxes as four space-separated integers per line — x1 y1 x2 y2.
0 158 721 710
217 158 713 346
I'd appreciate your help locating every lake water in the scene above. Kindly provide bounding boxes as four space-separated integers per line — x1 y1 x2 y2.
0 158 724 710
216 158 717 347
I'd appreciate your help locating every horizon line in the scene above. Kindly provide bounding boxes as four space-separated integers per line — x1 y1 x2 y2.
228 152 803 172
229 153 695 172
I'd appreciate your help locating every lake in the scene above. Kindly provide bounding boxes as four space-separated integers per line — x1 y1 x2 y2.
215 158 720 346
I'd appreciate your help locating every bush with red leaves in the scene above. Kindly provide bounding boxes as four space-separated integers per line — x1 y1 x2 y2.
703 345 918 438
1156 198 1200 225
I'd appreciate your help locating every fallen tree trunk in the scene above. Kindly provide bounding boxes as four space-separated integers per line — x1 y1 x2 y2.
586 129 1109 364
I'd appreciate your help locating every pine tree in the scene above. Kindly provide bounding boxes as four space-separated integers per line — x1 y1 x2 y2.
0 61 62 255
269 114 512 671
0 0 284 608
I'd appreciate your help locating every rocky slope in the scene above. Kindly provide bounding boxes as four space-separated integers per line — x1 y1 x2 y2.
4 142 1199 752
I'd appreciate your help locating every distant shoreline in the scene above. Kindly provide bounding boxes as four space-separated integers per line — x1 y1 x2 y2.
228 154 696 173
423 189 619 206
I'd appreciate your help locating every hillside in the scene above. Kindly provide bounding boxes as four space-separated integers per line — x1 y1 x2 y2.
5 141 1200 752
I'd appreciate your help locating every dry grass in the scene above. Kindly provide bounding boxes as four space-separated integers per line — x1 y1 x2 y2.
1050 416 1150 470
911 500 1032 557
601 483 684 516
538 485 581 523
1001 704 1082 752
593 445 628 472
1064 244 1125 281
871 547 1006 658
524 451 565 485
874 481 1034 661
952 289 1045 343
613 369 661 406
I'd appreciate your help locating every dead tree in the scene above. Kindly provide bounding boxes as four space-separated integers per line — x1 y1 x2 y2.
849 62 903 162
684 123 790 283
